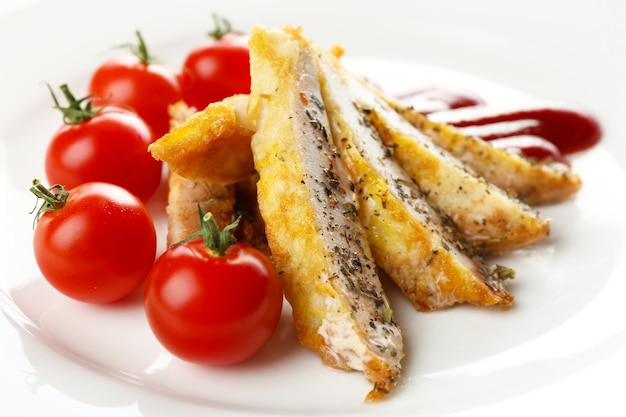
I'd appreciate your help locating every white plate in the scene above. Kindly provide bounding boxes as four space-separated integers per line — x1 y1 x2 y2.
2 1 626 416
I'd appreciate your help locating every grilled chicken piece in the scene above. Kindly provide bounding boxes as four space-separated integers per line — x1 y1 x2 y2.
303 32 514 311
168 100 197 128
163 102 238 245
166 171 270 254
389 104 582 205
343 74 550 254
164 102 265 250
233 173 271 257
153 93 581 207
248 25 404 402
165 173 236 245
150 94 255 185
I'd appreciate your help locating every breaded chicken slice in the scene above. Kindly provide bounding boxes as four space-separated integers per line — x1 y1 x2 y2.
248 25 404 402
165 173 236 245
153 92 582 207
164 101 266 251
163 101 238 245
390 103 582 205
304 31 514 311
149 94 255 184
343 73 550 254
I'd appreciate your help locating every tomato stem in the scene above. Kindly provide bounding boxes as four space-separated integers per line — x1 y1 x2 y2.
29 179 69 225
208 13 244 40
46 83 103 125
116 30 156 65
135 31 150 63
201 211 241 256
172 199 241 257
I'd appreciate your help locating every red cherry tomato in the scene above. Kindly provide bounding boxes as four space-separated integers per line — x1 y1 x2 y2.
88 31 182 138
179 15 250 110
44 84 162 202
31 180 157 304
144 212 283 366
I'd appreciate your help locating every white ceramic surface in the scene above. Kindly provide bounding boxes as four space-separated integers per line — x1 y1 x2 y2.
2 1 626 416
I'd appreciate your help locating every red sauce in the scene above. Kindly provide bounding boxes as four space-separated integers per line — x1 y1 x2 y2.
489 135 569 165
396 86 485 113
397 87 602 161
427 102 602 155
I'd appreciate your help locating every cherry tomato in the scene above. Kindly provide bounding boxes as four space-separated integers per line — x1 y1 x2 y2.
44 84 162 202
144 212 283 366
31 180 157 304
179 14 250 110
88 31 182 138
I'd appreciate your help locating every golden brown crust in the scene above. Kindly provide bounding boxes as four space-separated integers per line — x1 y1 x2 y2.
168 100 197 128
343 75 550 254
354 170 514 311
393 107 583 205
163 102 239 245
150 95 256 185
249 25 403 402
310 37 513 311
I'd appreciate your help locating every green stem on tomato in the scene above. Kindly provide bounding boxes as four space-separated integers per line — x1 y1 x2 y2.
132 30 154 64
208 13 244 40
173 199 241 257
201 211 241 256
46 83 103 125
116 30 156 65
29 179 69 225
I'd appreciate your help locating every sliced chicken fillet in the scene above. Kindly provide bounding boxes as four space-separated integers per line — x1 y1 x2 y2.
302 32 514 311
248 25 404 402
343 74 550 254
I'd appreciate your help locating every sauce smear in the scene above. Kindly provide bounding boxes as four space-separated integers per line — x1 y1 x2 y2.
428 101 602 155
397 87 602 160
